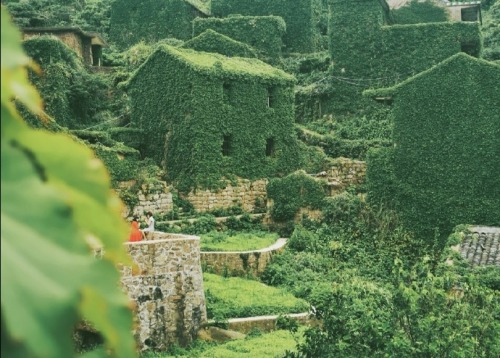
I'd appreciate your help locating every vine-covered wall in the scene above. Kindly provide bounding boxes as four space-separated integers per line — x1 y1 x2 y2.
365 54 500 239
22 36 110 129
298 0 482 117
128 45 300 191
181 29 257 58
211 0 321 53
193 16 285 63
109 0 206 49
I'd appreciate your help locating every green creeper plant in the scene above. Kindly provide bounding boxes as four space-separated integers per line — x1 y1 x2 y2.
1 7 136 358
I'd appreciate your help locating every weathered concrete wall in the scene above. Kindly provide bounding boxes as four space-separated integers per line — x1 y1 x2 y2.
200 238 287 277
184 178 267 213
121 232 207 351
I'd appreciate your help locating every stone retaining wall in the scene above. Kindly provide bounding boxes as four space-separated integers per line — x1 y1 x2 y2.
184 178 268 213
319 157 366 196
200 238 287 277
224 313 320 334
121 232 207 351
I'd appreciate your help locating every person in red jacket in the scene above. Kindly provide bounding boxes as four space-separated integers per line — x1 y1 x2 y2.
128 216 143 242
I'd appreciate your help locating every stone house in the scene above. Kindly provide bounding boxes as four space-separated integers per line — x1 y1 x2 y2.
127 44 299 189
364 53 500 236
22 27 107 66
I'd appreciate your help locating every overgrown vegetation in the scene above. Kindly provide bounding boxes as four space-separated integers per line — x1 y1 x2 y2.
204 273 309 320
200 231 278 252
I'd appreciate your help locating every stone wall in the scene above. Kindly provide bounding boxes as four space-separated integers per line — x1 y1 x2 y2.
121 232 207 351
184 178 268 213
200 238 287 277
319 157 366 196
135 182 174 216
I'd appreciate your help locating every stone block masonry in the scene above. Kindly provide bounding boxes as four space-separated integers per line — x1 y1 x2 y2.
184 178 268 213
323 157 366 196
121 232 207 351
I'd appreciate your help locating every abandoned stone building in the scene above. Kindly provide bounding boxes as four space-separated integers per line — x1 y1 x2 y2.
22 27 107 66
387 0 482 22
127 44 299 189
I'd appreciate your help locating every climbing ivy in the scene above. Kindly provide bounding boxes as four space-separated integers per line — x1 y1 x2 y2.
211 0 322 53
182 29 257 58
365 54 500 240
298 0 482 118
127 44 300 191
109 0 205 49
193 15 286 63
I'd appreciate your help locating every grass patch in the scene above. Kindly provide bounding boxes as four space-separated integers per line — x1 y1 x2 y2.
200 231 279 252
144 327 305 358
204 273 309 320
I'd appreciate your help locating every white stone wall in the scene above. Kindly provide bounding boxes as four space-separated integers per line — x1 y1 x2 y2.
121 232 207 351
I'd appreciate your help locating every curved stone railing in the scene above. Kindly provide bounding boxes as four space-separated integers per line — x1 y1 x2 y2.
121 231 207 351
200 238 287 277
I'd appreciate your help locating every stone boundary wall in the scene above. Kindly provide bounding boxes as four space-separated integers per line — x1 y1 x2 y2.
200 238 287 277
121 232 207 351
184 178 268 213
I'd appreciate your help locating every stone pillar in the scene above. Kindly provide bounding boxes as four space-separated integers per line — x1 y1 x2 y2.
121 232 207 351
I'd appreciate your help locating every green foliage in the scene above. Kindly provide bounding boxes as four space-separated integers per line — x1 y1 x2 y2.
1 7 136 357
182 29 258 58
296 124 392 159
366 54 500 240
391 0 449 24
482 1 500 62
267 170 326 222
193 16 285 63
22 36 113 129
284 261 499 358
297 0 482 117
211 0 321 53
200 230 278 251
203 273 309 320
108 127 144 150
128 44 300 191
109 0 202 49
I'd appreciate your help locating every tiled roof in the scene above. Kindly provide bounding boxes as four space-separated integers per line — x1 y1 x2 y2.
459 226 500 267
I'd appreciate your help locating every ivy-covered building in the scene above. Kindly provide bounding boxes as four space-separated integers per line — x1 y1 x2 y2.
298 0 482 119
128 45 300 190
109 0 210 49
365 53 500 239
328 0 481 82
211 0 322 53
193 15 286 63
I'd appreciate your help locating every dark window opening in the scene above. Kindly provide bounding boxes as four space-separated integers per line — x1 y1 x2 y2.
460 41 479 57
267 87 277 108
461 7 478 22
222 135 232 156
266 138 275 157
91 45 102 66
223 83 232 103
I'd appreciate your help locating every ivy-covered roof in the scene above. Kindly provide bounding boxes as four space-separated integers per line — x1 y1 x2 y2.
363 53 500 98
181 29 257 58
132 44 295 83
185 0 211 15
